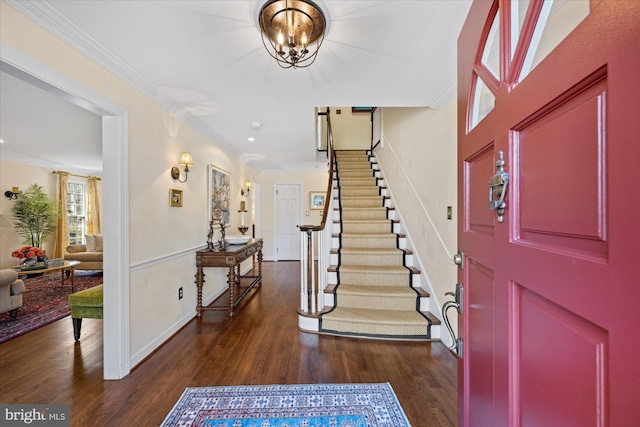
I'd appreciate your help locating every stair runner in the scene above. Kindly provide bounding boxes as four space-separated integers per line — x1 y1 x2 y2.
319 150 434 339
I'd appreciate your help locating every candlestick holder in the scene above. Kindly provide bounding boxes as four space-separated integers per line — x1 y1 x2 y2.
206 220 215 251
217 221 227 251
238 208 248 235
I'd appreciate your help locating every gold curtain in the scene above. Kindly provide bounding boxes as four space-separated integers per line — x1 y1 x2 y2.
87 176 101 234
53 172 69 258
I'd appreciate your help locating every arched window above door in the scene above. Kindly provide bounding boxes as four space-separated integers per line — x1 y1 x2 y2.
468 0 592 132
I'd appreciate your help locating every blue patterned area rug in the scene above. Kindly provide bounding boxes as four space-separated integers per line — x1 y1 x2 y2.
161 383 411 427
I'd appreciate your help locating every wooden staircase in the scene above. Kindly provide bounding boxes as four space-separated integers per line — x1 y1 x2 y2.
299 150 441 340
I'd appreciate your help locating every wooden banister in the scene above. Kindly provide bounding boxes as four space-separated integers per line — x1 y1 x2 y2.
299 108 334 314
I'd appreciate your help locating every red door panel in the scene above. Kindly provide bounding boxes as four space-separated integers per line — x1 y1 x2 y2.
467 259 495 427
458 1 640 426
515 285 607 427
516 74 607 259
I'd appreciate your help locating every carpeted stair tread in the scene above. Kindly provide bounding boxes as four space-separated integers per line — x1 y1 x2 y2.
340 219 392 225
338 264 410 274
324 307 427 324
339 231 397 237
335 163 373 170
339 220 395 234
339 234 399 249
321 308 430 337
338 198 387 208
336 170 376 178
335 232 406 239
337 187 381 197
340 208 388 220
335 265 414 287
333 285 419 311
339 247 403 255
338 247 405 267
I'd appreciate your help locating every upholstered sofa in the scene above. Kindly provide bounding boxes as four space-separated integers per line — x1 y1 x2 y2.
0 269 26 319
64 234 103 271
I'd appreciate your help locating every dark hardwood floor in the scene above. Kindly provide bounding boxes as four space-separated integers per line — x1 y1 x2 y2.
0 261 457 426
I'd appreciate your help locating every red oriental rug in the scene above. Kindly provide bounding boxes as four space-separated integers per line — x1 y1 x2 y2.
0 270 102 343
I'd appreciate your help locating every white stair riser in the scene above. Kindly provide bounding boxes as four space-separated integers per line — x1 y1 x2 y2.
299 316 319 332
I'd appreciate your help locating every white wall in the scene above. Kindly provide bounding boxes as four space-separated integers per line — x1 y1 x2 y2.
376 102 459 339
1 2 259 370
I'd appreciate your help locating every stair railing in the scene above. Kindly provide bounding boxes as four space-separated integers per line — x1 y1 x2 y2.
371 107 381 151
299 108 334 314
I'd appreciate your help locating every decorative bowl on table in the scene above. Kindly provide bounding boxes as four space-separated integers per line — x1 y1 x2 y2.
225 235 251 245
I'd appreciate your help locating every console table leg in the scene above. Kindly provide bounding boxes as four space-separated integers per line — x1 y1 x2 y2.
227 266 235 317
195 266 204 317
257 249 263 287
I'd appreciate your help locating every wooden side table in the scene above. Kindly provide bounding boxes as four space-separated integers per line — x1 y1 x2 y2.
195 238 263 317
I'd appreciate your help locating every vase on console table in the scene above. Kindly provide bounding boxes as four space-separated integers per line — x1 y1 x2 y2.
21 257 37 270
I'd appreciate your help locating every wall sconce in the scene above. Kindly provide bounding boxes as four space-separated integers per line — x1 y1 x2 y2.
4 187 19 200
241 181 252 196
170 152 194 183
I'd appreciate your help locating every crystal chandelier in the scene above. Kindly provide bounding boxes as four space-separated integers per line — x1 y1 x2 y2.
258 0 327 69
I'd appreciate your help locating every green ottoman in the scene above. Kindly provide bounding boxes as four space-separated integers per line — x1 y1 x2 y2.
68 284 103 341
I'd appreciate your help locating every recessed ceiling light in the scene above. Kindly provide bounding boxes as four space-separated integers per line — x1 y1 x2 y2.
248 137 256 142
250 122 262 130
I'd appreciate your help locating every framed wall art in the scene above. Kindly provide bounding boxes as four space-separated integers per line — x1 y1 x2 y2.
310 191 325 210
169 189 183 207
208 164 231 225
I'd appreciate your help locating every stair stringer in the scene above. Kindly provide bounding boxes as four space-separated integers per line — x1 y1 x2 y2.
371 150 449 337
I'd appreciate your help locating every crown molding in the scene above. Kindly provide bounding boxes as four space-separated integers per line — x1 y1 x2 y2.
429 78 458 110
5 0 243 163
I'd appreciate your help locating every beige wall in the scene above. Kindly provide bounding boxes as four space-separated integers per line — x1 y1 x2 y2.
330 107 372 150
0 160 105 268
376 102 459 340
0 161 57 267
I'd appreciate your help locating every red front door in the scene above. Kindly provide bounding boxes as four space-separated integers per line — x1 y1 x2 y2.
457 1 640 426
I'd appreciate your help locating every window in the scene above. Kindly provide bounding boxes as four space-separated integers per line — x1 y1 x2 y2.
67 181 87 245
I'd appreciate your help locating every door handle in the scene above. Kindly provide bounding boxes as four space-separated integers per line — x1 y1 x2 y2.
442 282 464 358
488 150 509 223
453 250 464 270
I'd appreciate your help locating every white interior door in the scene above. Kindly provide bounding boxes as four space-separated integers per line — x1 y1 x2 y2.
276 184 300 260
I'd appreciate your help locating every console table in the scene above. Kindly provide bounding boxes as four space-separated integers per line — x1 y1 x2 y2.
195 238 263 317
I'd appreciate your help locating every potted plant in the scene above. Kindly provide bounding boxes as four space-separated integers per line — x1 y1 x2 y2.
11 183 60 250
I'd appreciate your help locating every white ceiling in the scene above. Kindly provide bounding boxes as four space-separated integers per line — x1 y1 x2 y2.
0 0 472 172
